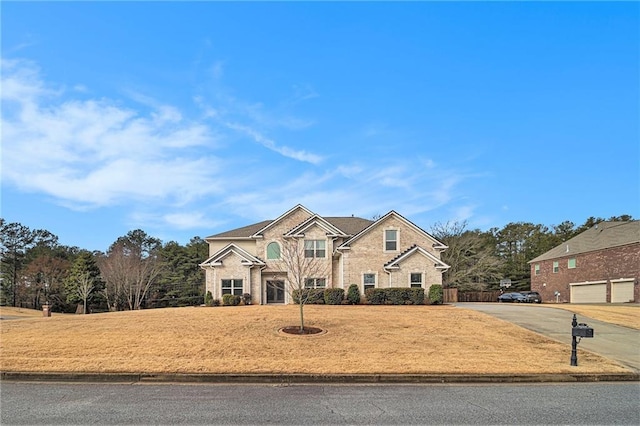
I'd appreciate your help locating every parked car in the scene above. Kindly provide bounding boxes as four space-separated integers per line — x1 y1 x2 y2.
497 292 527 303
520 291 542 304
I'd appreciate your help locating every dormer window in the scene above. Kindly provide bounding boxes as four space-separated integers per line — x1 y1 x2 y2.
385 230 398 251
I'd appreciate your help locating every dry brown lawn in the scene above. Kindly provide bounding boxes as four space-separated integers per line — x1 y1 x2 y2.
0 305 631 375
545 304 640 330
0 306 48 318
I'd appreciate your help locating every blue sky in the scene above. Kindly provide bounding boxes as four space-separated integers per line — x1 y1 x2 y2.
2 2 638 252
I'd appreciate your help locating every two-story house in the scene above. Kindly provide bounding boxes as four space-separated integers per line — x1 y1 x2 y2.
200 205 450 304
529 221 639 303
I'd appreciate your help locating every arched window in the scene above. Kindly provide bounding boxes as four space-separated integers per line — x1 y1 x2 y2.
267 242 281 260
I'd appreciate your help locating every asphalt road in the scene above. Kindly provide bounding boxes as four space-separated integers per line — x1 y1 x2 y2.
1 382 639 425
458 303 640 372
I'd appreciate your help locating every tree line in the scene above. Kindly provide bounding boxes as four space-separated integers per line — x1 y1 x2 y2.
430 215 634 292
0 214 633 313
0 219 207 313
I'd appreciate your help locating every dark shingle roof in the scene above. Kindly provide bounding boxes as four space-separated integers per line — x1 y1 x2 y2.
206 220 273 239
529 221 640 263
325 217 374 236
206 216 373 240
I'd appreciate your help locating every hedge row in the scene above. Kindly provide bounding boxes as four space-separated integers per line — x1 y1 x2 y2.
292 288 345 305
364 287 425 305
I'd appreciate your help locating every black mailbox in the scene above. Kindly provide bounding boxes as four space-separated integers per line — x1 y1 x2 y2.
571 315 594 366
572 324 594 338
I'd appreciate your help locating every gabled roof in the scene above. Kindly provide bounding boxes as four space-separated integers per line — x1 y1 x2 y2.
338 210 447 250
206 220 273 240
529 221 640 263
205 205 373 240
199 243 265 267
284 214 348 238
250 204 315 238
384 244 450 270
325 217 374 236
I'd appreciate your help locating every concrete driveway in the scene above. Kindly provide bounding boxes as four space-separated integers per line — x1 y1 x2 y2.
458 303 640 373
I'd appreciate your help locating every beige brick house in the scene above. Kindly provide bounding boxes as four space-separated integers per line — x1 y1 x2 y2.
200 205 450 304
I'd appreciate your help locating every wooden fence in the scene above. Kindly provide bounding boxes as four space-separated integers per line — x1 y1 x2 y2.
443 288 458 304
456 290 501 303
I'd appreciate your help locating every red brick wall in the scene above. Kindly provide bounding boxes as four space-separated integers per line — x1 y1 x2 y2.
530 243 639 303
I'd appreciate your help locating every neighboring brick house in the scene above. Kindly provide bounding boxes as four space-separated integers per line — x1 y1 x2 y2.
200 205 449 304
529 221 640 304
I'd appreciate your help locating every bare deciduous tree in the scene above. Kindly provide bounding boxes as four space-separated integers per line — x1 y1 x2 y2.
275 237 330 332
431 220 503 290
98 230 164 310
72 272 95 314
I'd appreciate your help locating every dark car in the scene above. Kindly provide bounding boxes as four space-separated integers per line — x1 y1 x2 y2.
497 292 527 303
520 291 542 303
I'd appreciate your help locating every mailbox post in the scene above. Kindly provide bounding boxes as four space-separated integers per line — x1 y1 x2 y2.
570 314 594 366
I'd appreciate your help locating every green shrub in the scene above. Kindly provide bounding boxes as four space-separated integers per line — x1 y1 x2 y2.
222 294 241 306
346 284 361 304
212 299 221 307
428 285 443 305
204 291 213 307
365 287 425 305
409 288 425 305
242 293 252 305
365 288 387 305
324 288 344 305
292 289 325 304
386 288 409 305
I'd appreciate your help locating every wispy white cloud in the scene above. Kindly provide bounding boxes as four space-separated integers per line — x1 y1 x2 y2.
1 57 478 237
1 58 221 214
224 121 323 164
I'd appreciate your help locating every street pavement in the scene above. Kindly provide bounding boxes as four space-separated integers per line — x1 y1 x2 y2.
458 303 640 372
2 382 639 425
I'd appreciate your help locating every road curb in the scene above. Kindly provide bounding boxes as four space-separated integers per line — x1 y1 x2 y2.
2 371 639 384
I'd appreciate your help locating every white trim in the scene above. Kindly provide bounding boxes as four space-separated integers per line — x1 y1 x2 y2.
285 214 347 238
338 211 447 250
362 271 377 292
610 278 635 283
250 204 315 237
200 243 265 268
383 228 400 253
384 245 450 271
569 280 607 286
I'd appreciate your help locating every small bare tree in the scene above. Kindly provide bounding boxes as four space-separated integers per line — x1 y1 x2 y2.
276 238 330 332
73 272 95 315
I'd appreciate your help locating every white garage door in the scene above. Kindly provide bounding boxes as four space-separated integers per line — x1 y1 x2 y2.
611 280 635 303
570 282 606 303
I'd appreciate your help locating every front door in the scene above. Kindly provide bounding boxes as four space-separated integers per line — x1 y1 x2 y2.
266 280 285 304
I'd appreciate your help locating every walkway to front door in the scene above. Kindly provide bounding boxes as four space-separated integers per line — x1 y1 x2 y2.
266 280 285 304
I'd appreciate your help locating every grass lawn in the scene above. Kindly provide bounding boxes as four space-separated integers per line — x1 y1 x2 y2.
542 304 640 330
0 305 632 375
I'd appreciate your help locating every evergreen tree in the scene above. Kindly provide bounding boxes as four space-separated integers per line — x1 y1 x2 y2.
64 250 104 314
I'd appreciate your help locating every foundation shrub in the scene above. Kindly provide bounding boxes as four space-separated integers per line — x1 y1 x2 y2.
324 288 345 305
409 288 425 305
365 288 425 305
346 284 361 304
365 288 387 305
204 291 213 307
292 289 325 304
222 294 241 306
428 285 443 305
242 293 252 305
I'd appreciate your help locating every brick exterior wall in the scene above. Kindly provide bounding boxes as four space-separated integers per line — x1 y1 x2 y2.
204 208 447 304
530 243 640 303
341 215 444 293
